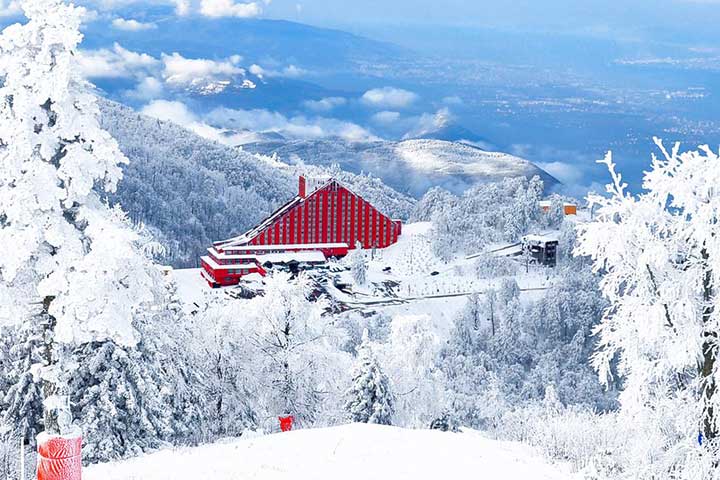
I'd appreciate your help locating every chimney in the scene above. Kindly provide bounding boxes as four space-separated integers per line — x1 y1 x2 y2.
298 175 306 198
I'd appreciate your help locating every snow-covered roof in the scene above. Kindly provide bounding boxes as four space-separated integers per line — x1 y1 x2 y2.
259 251 326 264
539 200 577 208
200 256 258 271
523 234 559 245
207 248 260 260
216 195 303 248
219 242 348 252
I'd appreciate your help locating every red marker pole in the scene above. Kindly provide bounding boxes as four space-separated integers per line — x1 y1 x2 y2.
278 415 294 432
37 428 82 480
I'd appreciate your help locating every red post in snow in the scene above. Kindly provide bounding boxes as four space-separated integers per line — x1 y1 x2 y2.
37 431 82 480
279 415 294 432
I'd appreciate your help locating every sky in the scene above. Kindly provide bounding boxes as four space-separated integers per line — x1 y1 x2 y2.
264 0 720 38
2 0 718 49
3 0 717 35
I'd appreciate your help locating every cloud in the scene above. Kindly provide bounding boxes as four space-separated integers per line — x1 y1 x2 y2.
249 63 307 79
361 87 418 109
112 17 157 31
125 76 164 100
371 111 401 124
402 107 453 139
536 161 585 185
509 143 606 198
140 101 376 146
141 100 248 145
142 99 198 125
78 44 257 99
199 0 262 17
303 97 347 112
87 0 262 18
77 43 160 79
205 106 377 142
162 52 244 86
174 0 191 15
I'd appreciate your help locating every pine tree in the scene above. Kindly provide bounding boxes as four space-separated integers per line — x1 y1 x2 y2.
69 340 173 463
0 0 160 435
344 334 394 425
1 323 44 443
67 277 214 462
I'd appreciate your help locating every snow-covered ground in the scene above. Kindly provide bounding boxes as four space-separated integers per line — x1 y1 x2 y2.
85 424 577 480
170 221 557 317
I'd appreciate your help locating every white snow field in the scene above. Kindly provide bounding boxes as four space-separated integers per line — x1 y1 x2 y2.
85 424 576 480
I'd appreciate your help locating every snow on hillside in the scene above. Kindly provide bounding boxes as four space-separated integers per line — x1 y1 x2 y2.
171 221 555 322
242 138 559 197
395 139 543 179
85 424 577 480
98 98 414 267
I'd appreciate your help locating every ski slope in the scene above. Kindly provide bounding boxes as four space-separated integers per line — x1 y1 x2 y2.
85 424 577 480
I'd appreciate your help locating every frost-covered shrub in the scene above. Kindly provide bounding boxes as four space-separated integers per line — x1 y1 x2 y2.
494 399 628 475
474 255 518 279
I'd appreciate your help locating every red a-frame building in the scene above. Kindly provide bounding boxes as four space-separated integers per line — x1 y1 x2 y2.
201 176 402 287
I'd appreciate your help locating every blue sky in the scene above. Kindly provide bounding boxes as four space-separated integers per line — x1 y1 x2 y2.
3 0 717 36
265 0 720 31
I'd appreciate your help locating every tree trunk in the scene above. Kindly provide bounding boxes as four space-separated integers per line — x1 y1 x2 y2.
701 248 717 443
41 296 58 435
39 295 70 436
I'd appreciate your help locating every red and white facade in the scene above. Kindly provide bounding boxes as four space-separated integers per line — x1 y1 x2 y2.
201 176 403 287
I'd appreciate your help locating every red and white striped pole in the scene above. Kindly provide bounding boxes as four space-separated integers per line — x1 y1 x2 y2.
36 428 82 480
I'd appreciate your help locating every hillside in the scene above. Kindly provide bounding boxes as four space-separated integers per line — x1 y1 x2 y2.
98 99 415 267
85 424 576 480
242 138 559 198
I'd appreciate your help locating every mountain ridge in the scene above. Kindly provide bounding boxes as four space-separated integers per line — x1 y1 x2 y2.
241 137 559 198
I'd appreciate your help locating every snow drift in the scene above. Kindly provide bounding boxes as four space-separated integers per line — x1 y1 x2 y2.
85 423 575 480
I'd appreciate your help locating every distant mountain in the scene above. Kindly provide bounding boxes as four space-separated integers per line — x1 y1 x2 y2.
402 109 495 149
82 15 408 70
98 99 415 267
242 138 559 198
411 123 492 147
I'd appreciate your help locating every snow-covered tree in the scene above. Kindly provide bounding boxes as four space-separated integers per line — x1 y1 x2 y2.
243 273 349 427
576 140 720 476
344 332 394 425
198 302 258 438
1 323 43 443
69 339 173 463
421 176 546 260
70 288 213 463
0 0 158 435
349 243 368 286
379 314 447 426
